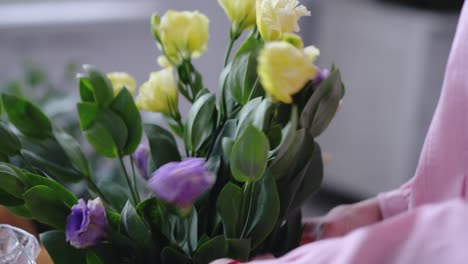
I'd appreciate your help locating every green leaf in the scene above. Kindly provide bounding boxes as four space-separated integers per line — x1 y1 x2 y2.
6 204 32 218
300 69 345 137
41 231 86 264
227 238 251 261
53 129 91 177
209 119 237 160
145 124 181 170
221 138 235 163
227 35 263 105
246 172 280 249
271 209 303 256
269 106 297 157
83 65 114 107
86 252 104 264
193 236 228 264
230 124 270 182
0 123 21 156
287 142 324 213
110 88 143 155
184 93 216 153
235 97 261 136
23 185 70 229
77 103 128 157
0 163 25 199
217 183 242 237
269 128 305 180
219 63 238 120
0 189 24 206
160 247 191 264
99 180 129 212
20 171 78 207
2 94 52 139
21 150 84 182
121 201 152 248
79 77 95 102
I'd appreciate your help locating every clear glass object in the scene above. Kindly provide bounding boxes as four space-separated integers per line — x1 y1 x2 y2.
0 224 39 264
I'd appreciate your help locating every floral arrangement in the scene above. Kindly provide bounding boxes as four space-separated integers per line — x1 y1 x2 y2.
0 0 344 263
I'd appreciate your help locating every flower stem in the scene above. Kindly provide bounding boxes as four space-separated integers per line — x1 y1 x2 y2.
130 156 141 204
224 37 236 67
240 182 256 238
118 155 139 205
185 216 194 255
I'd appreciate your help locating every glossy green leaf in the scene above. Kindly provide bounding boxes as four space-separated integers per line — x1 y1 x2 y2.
5 204 32 218
20 172 78 207
41 231 86 264
86 252 104 264
121 201 152 248
269 128 305 180
145 124 181 170
217 182 242 237
110 88 143 155
160 247 191 264
230 124 270 182
184 93 216 152
227 238 251 261
300 69 345 137
77 103 128 157
0 165 25 199
0 123 21 156
79 77 95 102
83 65 114 107
246 172 280 249
23 185 70 229
193 236 228 264
20 149 84 182
53 129 91 177
235 97 261 136
0 189 24 206
2 94 52 139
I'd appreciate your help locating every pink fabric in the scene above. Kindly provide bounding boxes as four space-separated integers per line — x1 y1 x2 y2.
213 2 468 263
378 0 468 217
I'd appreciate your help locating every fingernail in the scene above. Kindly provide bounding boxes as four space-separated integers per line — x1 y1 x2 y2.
313 223 325 240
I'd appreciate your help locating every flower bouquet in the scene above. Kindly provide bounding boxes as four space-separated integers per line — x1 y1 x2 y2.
0 0 345 263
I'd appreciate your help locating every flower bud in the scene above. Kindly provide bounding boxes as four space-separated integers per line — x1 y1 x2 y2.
132 143 150 180
258 42 318 104
135 68 179 117
148 158 215 207
106 72 137 95
65 198 108 249
256 0 310 41
218 0 256 33
151 10 209 64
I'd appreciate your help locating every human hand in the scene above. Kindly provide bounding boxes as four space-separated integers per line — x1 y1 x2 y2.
302 198 382 241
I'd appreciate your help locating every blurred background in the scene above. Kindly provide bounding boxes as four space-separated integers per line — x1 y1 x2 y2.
0 0 463 215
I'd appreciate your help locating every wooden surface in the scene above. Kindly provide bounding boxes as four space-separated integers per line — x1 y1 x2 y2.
0 206 53 264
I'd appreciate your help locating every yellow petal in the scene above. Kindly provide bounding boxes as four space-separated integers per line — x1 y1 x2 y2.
257 42 317 104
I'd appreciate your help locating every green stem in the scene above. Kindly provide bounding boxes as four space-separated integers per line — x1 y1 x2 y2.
130 157 141 204
224 37 236 67
240 182 255 238
185 217 194 255
118 155 139 205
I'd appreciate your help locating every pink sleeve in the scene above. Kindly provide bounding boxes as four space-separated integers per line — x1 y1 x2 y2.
377 1 468 219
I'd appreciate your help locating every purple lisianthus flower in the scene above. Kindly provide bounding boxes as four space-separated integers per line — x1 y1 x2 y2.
148 158 215 207
133 143 151 180
65 197 108 249
312 67 330 87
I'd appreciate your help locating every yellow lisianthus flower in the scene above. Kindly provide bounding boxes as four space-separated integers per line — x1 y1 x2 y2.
218 0 256 33
135 68 179 117
256 0 311 41
106 72 137 95
152 11 209 64
257 42 318 104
